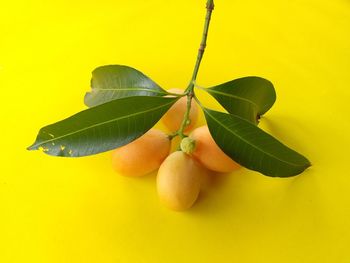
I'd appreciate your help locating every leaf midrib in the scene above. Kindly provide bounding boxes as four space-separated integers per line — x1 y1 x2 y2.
204 108 304 168
88 88 166 94
207 88 259 110
30 100 175 149
90 87 165 94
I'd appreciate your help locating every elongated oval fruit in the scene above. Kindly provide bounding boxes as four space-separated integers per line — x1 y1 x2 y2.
188 126 240 173
161 88 198 132
157 151 203 211
112 129 171 176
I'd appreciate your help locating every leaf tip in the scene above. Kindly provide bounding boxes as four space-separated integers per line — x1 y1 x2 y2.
302 154 312 167
305 159 312 169
27 143 37 151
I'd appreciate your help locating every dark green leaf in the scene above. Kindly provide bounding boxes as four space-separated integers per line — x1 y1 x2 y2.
28 96 178 157
84 65 167 107
204 77 276 124
203 108 311 177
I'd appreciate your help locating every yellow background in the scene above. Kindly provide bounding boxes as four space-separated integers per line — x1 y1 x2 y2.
1 0 350 262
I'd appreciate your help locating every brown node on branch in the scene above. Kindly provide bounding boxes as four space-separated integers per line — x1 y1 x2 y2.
199 44 206 52
206 1 215 11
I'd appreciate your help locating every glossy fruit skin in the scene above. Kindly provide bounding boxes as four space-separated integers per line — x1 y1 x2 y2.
157 151 203 211
190 126 240 173
161 88 198 132
112 129 171 177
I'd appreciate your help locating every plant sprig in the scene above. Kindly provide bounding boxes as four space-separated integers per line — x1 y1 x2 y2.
28 0 311 177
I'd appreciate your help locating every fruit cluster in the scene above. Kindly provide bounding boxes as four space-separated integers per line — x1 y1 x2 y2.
112 89 240 211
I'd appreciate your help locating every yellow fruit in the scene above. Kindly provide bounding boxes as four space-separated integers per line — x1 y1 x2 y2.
157 151 203 211
161 88 198 132
189 126 240 173
112 129 171 176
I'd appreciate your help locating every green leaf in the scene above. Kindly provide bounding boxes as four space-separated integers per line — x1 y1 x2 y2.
28 96 178 157
203 108 311 177
204 77 276 124
84 65 167 107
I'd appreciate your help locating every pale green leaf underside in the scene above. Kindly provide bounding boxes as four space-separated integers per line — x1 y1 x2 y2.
28 96 178 157
84 65 167 107
204 108 311 177
205 77 276 124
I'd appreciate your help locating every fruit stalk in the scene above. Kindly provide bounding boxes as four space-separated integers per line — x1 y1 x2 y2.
177 91 193 138
178 0 215 138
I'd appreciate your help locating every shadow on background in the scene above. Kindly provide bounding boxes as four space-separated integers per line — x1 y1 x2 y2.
260 115 310 153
